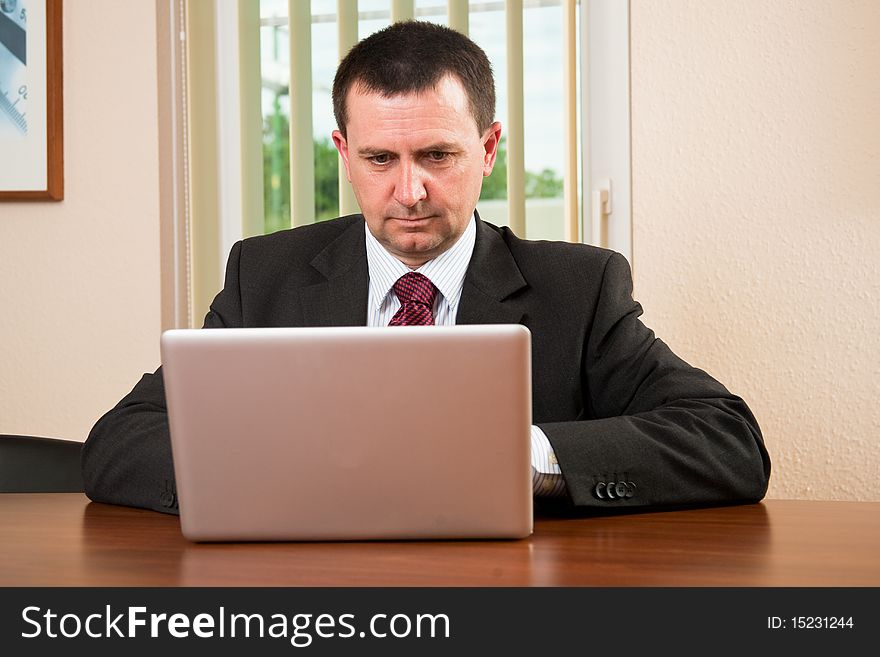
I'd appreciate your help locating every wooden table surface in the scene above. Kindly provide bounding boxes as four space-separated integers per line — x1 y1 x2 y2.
1 494 878 586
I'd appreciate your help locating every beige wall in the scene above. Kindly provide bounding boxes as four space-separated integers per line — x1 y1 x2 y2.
0 2 162 440
631 0 880 500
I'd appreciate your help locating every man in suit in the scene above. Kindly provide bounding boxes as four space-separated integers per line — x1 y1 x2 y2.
82 21 770 515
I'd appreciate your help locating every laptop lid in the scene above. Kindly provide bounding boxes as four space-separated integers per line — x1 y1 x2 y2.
160 325 533 542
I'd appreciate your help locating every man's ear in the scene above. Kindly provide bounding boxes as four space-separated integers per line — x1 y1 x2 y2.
482 122 503 176
332 129 352 182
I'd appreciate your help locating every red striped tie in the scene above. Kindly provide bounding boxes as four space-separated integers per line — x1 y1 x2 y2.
388 272 438 326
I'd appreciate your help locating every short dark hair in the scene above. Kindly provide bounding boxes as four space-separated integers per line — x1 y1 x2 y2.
332 21 496 137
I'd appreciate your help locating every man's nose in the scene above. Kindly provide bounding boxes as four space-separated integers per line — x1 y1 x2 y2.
393 161 427 207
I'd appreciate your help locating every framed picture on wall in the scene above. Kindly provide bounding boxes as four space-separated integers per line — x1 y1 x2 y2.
0 0 62 200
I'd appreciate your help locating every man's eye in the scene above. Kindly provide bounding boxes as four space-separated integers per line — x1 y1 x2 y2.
369 154 391 165
427 151 449 162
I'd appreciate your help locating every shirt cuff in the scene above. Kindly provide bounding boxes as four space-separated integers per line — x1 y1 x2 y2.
530 425 567 498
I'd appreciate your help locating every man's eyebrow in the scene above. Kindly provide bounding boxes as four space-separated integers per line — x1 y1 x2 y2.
355 143 462 157
356 147 390 157
415 142 460 154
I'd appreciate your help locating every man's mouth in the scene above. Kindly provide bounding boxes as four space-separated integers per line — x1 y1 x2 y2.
390 216 432 222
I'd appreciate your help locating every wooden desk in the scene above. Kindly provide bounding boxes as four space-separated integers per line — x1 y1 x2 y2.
1 495 878 586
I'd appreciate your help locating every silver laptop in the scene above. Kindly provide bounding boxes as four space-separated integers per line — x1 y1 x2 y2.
160 325 533 542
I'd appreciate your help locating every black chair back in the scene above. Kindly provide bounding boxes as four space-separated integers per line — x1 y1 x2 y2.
0 435 84 492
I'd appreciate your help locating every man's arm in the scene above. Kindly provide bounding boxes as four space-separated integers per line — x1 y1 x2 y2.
80 370 178 514
81 242 245 514
538 252 771 510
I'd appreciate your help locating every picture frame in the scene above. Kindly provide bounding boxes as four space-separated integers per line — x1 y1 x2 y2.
0 0 63 200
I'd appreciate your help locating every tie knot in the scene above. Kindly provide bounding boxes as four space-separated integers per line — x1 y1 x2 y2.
388 272 438 326
392 272 437 307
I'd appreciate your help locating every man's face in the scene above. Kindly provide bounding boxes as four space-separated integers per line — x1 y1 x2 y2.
333 75 501 268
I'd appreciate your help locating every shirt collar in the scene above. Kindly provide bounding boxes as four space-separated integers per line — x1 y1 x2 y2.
365 214 477 312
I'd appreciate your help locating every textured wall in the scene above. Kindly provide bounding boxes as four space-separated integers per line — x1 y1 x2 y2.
0 2 162 440
630 0 880 500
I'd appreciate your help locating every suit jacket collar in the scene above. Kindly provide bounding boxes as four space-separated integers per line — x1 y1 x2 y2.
456 214 527 325
299 212 527 327
300 217 370 326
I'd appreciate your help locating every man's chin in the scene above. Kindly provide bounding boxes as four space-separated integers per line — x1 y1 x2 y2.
386 235 446 266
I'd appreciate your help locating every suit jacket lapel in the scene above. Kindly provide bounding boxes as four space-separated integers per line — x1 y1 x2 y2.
298 219 370 326
456 217 527 325
294 214 525 327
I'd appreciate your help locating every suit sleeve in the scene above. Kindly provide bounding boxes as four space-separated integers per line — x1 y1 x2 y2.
81 242 245 514
538 252 771 511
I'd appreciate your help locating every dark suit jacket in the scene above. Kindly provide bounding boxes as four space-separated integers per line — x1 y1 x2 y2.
82 215 770 515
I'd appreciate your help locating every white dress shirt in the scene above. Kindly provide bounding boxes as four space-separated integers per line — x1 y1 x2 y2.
364 216 566 498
